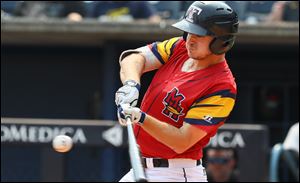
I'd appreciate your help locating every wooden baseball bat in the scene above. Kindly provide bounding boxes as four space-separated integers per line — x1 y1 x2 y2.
126 116 147 182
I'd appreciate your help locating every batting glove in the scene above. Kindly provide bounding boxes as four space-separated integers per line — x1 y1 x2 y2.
117 103 146 126
115 80 140 107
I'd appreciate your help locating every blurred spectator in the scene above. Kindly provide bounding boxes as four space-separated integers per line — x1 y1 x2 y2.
205 148 239 182
13 1 86 21
243 1 276 24
1 1 18 16
87 1 161 23
149 1 181 19
14 2 48 18
266 1 299 23
51 1 86 21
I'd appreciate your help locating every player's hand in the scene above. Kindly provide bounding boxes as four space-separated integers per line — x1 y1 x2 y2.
115 80 140 107
117 103 146 126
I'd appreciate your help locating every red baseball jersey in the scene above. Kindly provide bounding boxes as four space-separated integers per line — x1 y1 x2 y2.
133 37 237 160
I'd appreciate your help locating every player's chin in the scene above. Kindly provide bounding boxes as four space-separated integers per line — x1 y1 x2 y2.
190 52 211 60
190 55 205 60
187 50 201 59
187 50 196 58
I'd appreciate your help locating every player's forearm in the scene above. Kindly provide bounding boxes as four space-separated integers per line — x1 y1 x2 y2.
141 115 189 154
120 53 145 84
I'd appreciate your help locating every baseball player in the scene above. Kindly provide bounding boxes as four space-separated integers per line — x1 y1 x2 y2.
115 1 239 182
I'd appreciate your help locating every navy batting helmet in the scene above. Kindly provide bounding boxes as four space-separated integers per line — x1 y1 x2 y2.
172 1 239 55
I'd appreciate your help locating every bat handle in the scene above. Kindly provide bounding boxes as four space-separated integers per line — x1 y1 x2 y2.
125 115 132 125
126 117 148 182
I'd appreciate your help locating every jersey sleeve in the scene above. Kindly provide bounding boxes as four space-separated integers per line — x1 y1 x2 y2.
147 37 180 65
184 89 236 134
119 37 181 73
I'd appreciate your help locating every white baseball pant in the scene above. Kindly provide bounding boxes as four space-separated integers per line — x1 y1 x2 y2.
119 158 207 182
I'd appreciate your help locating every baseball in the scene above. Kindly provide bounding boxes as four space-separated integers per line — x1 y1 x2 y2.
52 135 73 153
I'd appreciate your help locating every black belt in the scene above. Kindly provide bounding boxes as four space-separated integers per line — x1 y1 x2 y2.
142 158 201 168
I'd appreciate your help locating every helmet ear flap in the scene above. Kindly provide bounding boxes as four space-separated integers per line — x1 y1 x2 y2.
209 36 235 55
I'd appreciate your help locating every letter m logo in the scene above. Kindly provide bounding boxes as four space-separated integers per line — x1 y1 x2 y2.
162 87 185 122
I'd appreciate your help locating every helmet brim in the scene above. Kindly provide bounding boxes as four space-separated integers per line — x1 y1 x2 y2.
172 19 210 36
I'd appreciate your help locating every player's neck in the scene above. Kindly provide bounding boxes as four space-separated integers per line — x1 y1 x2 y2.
185 54 225 71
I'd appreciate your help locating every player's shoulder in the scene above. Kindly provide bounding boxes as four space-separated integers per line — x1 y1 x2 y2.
214 61 237 91
165 36 183 42
206 75 237 98
161 36 184 47
150 36 184 64
171 37 185 47
166 37 186 55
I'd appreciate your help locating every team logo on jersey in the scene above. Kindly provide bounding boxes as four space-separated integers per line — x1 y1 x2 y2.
162 87 185 122
186 5 202 23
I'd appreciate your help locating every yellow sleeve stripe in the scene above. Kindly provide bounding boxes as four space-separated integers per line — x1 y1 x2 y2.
152 37 180 64
192 96 235 107
186 105 232 119
165 37 180 56
193 89 236 105
186 99 235 119
156 41 169 63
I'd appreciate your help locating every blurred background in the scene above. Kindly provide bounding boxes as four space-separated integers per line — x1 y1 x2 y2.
1 1 299 182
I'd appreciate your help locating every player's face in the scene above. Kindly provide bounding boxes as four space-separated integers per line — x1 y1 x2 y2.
186 33 214 60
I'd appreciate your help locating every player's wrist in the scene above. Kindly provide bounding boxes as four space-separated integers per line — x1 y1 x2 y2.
124 79 141 91
137 111 146 125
